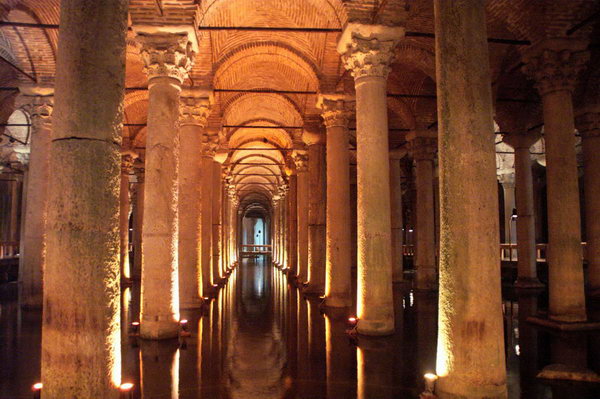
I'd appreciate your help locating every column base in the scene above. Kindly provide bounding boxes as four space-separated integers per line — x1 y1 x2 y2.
140 317 180 339
302 283 324 296
527 315 600 331
537 364 600 383
356 318 394 336
322 295 352 308
514 277 544 289
435 379 507 399
180 298 203 310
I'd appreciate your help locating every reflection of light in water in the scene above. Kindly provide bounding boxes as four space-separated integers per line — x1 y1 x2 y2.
409 291 414 307
357 346 365 399
110 287 123 387
255 263 264 297
514 345 520 356
172 349 180 399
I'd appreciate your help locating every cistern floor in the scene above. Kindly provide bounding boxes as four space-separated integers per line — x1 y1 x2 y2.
1 257 600 398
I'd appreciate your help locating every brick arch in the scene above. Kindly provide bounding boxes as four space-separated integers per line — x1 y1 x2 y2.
222 93 304 127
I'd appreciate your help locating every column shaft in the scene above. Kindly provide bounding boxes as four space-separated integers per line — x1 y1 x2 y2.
306 143 326 294
389 157 404 283
434 0 507 397
542 90 586 321
211 162 222 284
295 156 309 282
41 0 127 395
319 97 353 308
132 173 144 281
287 175 298 274
514 145 540 286
200 155 213 295
19 91 53 309
119 157 133 280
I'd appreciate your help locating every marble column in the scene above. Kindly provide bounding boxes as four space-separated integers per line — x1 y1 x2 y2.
41 0 128 395
132 170 145 281
119 151 135 281
287 174 298 275
434 1 507 397
576 111 600 296
303 129 326 294
9 175 21 243
18 86 53 309
338 24 403 335
136 31 195 339
503 133 544 288
523 40 588 322
294 151 309 282
389 149 406 283
407 131 437 291
318 94 354 307
498 171 517 246
178 89 211 308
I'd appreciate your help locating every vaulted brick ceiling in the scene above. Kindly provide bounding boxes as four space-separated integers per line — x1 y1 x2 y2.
0 0 598 210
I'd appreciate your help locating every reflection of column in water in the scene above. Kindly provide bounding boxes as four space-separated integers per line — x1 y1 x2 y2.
285 284 299 395
120 287 138 386
325 310 356 398
200 298 215 398
307 299 326 398
357 337 395 399
177 311 202 398
296 294 310 395
516 291 541 397
212 289 223 387
139 340 179 399
415 292 437 378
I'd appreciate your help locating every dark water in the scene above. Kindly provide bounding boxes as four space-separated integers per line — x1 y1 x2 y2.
1 257 600 398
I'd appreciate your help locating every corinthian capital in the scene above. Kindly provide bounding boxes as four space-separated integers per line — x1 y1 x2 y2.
406 130 437 161
337 23 404 80
179 88 213 127
18 85 54 131
522 39 589 96
292 150 308 172
136 32 195 83
317 94 355 128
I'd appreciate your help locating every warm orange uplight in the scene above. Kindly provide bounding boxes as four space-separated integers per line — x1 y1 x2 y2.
348 316 358 326
423 373 438 393
119 382 134 391
131 321 140 326
32 382 43 391
180 319 188 324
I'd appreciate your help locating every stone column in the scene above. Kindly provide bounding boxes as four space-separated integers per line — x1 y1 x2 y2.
200 141 216 295
523 40 588 322
119 151 135 281
498 171 517 245
9 175 21 243
338 24 403 335
287 174 298 275
407 131 438 291
503 133 544 288
389 149 406 283
294 151 309 282
318 94 354 307
303 129 326 294
178 88 211 308
434 1 507 397
576 111 600 296
211 161 223 284
132 170 145 281
41 0 128 396
136 31 195 339
18 86 53 309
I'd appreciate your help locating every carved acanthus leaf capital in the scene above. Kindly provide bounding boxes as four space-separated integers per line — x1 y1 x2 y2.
522 42 589 96
121 153 136 174
137 33 195 83
317 95 355 128
179 89 212 127
337 24 404 80
21 95 54 131
292 151 309 172
201 133 219 157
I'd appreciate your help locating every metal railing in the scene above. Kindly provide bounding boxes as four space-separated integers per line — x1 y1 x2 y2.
0 241 19 260
240 244 272 256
